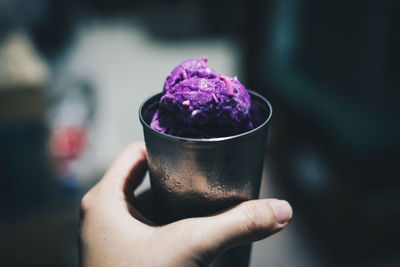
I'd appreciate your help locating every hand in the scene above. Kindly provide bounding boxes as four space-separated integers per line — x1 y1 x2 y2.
79 142 293 267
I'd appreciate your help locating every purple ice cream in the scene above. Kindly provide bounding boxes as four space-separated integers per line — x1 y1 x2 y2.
150 57 253 138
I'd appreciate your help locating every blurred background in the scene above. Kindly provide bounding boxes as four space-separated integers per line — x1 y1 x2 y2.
0 0 399 266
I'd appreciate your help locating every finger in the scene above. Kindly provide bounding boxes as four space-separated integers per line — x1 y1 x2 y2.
82 142 147 210
164 199 293 261
81 142 150 226
102 142 148 196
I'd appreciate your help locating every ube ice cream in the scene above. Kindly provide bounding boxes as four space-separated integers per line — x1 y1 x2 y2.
150 57 253 138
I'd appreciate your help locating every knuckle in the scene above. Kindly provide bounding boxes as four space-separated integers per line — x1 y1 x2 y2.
126 142 145 154
121 142 147 161
239 201 270 234
80 191 93 213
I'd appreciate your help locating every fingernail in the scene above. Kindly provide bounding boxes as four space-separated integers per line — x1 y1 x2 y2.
269 200 293 224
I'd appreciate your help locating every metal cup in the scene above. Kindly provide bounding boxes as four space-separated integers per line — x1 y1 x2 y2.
139 90 272 267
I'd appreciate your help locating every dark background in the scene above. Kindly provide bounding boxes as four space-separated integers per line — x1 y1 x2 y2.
1 0 399 266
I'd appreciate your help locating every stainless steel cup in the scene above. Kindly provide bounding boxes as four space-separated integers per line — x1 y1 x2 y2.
139 90 272 267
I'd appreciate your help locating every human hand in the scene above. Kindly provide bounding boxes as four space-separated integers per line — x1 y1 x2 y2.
80 142 292 267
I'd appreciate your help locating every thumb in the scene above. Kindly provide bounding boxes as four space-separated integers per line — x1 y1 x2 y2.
168 199 292 262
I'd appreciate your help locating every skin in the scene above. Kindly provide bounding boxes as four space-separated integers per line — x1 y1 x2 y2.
80 142 293 267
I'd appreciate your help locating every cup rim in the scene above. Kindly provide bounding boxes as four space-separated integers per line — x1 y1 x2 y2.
139 90 272 143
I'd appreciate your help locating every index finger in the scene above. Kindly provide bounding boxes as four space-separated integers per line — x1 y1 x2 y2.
102 142 148 198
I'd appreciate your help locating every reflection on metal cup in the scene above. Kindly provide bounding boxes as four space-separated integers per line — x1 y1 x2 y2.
139 90 272 267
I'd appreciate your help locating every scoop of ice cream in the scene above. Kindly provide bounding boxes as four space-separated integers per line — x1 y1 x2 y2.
150 58 253 138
